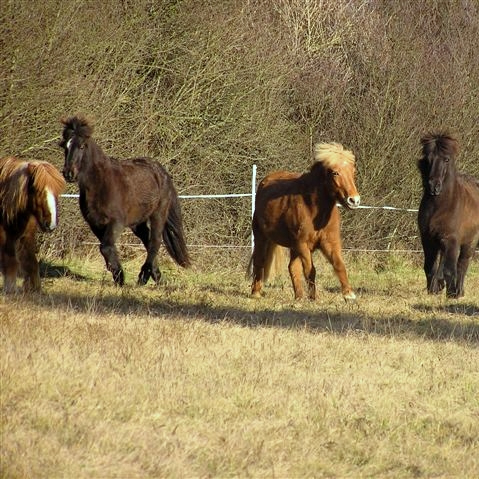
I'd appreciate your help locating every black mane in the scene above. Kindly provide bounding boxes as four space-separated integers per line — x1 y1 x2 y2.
418 131 458 182
420 131 458 158
60 115 93 147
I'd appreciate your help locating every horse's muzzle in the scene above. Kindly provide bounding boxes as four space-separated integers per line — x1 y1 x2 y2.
428 182 442 195
39 222 56 233
346 195 361 209
63 170 76 183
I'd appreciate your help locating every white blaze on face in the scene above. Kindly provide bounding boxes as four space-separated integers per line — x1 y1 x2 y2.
66 138 73 151
45 188 57 229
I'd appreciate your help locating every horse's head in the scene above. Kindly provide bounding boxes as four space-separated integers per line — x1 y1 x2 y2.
27 162 65 232
60 115 93 183
31 185 58 232
61 135 87 183
419 132 458 196
313 142 360 209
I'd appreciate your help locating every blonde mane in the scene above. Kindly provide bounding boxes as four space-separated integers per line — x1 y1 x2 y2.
313 142 356 169
0 157 65 224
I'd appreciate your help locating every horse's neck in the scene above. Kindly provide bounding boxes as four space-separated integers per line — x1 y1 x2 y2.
302 173 336 212
305 171 335 200
79 143 111 186
440 173 458 199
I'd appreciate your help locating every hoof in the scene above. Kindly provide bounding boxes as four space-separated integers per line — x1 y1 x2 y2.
113 274 125 287
343 291 356 301
251 291 262 299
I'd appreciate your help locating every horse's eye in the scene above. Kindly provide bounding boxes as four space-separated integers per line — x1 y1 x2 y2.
444 157 449 163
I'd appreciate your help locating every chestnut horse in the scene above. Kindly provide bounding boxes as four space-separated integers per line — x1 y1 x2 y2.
60 115 190 286
249 142 360 300
418 132 479 298
0 157 65 293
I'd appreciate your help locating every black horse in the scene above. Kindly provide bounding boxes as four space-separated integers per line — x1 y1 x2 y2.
60 115 190 286
418 132 479 298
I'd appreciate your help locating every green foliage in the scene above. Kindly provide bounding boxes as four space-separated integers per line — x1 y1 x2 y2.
1 0 478 260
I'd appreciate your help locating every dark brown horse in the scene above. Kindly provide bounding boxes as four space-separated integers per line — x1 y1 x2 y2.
0 157 65 293
249 142 360 300
60 115 190 286
418 132 479 298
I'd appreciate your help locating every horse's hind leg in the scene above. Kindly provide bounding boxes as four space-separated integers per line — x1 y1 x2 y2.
442 239 460 298
133 222 161 285
455 244 475 298
250 244 266 298
138 213 165 286
250 224 269 298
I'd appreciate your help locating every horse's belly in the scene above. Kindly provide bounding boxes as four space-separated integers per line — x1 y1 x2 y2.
259 214 315 248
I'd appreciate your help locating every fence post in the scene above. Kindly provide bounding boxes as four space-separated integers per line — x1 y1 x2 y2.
251 164 257 252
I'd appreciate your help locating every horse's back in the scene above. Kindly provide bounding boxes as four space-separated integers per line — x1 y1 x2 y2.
460 175 479 242
115 157 169 185
99 157 174 219
257 170 301 194
460 174 479 210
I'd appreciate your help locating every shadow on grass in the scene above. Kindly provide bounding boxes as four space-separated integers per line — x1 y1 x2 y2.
24 283 479 345
413 302 479 317
39 261 89 281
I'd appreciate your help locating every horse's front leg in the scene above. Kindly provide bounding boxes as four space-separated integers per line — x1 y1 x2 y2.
319 240 355 301
96 224 124 286
422 238 443 294
133 222 161 286
442 238 460 298
455 244 476 298
138 213 164 286
18 236 41 292
17 218 41 292
1 236 19 294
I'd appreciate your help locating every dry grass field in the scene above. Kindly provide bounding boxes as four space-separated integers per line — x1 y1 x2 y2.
1 251 478 478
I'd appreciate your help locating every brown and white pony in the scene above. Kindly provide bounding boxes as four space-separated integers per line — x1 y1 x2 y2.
0 157 65 293
249 142 360 300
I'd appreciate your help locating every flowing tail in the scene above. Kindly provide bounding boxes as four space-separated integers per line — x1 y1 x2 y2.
247 241 286 282
163 194 191 268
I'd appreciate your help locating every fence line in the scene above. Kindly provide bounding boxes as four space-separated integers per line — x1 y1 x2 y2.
60 164 427 253
78 241 424 254
60 164 420 213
